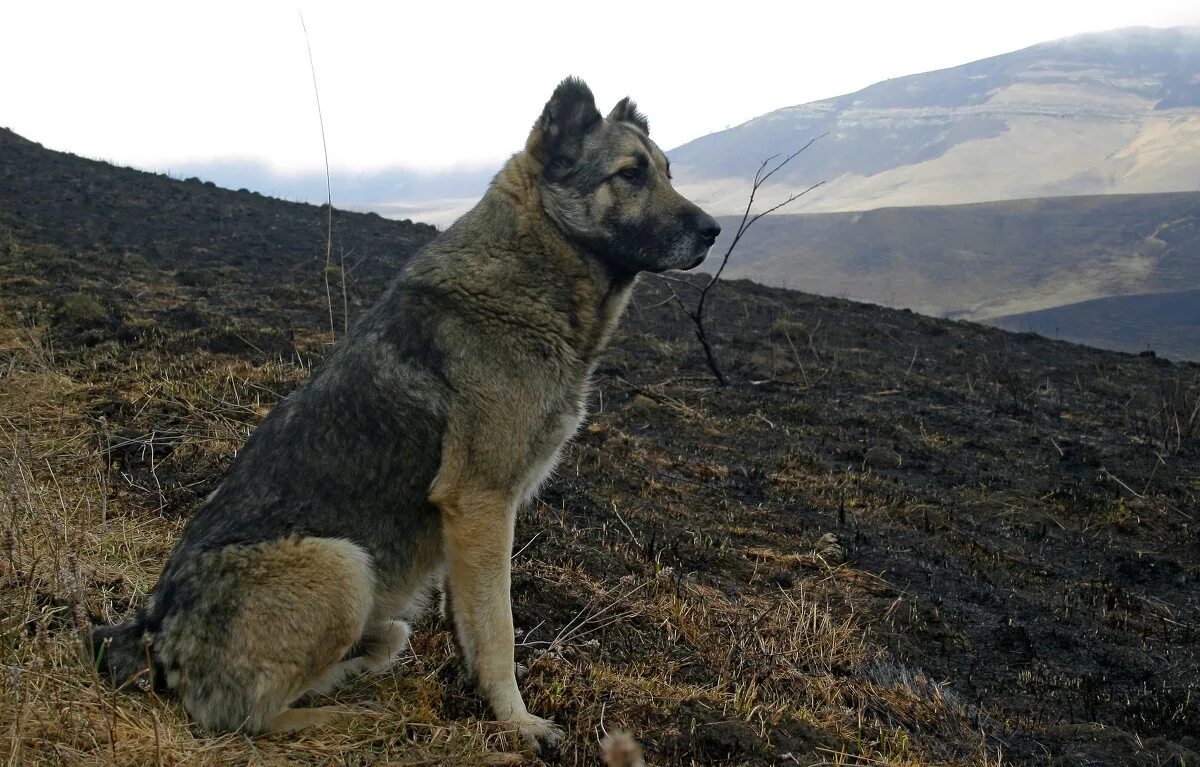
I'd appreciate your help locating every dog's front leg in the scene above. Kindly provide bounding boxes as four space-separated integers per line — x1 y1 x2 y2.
437 488 564 752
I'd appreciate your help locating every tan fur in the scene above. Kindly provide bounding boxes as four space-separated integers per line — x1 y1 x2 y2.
96 79 717 753
155 537 375 733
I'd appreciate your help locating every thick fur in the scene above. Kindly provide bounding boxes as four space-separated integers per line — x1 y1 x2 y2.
91 77 718 750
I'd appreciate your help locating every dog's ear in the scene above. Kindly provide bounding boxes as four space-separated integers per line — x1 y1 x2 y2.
608 97 649 135
527 76 601 176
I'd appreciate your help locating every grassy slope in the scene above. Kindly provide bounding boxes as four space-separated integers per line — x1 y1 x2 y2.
1 130 1199 766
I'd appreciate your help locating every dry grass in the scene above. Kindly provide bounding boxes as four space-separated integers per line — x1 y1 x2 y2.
0 322 526 765
1 314 1010 766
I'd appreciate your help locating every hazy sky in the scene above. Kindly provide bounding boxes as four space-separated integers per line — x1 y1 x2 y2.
3 1 1198 175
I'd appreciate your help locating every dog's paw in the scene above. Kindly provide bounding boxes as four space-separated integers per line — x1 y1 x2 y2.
513 713 564 753
363 620 411 675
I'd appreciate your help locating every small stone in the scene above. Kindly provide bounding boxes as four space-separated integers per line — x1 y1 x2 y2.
814 532 847 565
864 445 902 469
626 394 659 413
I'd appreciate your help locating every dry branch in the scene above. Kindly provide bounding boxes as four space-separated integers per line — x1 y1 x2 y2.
671 136 825 384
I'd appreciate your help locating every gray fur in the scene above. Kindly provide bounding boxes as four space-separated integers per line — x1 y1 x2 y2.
92 76 718 751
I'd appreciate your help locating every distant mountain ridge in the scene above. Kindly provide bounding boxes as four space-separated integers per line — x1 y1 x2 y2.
991 288 1200 359
167 27 1200 225
712 191 1200 359
672 26 1200 215
660 26 1200 361
164 160 494 229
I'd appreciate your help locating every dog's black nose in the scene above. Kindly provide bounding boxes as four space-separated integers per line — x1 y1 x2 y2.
696 213 721 246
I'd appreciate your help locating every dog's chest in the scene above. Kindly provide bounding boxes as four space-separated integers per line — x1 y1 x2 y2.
518 391 587 506
577 280 634 369
515 280 631 506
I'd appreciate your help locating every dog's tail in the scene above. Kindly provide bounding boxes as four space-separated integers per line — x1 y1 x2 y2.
90 616 154 690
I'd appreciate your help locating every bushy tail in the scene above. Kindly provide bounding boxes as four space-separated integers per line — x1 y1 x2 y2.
90 617 154 690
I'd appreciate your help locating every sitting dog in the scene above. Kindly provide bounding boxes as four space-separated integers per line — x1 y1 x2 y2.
92 76 719 750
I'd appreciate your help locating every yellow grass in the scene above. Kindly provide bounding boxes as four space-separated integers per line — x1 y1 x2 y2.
1 315 1009 766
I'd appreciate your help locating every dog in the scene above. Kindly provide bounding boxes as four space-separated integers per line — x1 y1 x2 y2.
91 76 720 751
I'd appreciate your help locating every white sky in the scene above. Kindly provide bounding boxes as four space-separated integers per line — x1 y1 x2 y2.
2 1 1198 174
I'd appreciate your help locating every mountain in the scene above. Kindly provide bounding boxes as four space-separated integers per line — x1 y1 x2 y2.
706 191 1200 358
673 27 1200 361
991 288 1200 358
0 126 435 344
672 27 1200 215
2 125 1199 767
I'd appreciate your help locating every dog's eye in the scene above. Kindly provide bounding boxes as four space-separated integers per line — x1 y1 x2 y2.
618 166 641 181
551 156 574 170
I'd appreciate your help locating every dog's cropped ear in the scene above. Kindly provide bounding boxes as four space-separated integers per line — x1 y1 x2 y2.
608 97 649 135
526 76 601 177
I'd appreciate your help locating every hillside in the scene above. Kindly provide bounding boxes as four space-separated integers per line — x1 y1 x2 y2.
1 132 1199 766
704 191 1200 358
0 127 435 312
672 26 1200 216
992 288 1200 359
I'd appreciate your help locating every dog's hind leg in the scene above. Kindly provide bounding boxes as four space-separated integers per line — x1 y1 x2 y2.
356 619 411 674
159 537 376 734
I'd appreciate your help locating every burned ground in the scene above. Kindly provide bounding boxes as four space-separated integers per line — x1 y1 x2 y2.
1 130 1198 765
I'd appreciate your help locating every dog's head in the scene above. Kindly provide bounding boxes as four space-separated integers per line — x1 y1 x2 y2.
526 77 720 275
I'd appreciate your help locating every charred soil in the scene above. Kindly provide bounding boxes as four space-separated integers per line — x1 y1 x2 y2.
1 128 1198 766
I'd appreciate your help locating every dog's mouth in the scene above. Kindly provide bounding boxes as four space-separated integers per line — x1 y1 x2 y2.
642 232 715 273
685 237 718 270
660 241 711 273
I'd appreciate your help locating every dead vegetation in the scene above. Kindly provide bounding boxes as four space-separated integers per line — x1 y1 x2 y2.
1 310 1016 766
2 136 1198 765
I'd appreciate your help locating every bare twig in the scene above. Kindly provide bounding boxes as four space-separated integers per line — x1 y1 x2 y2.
671 135 826 385
340 247 353 333
299 10 337 341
